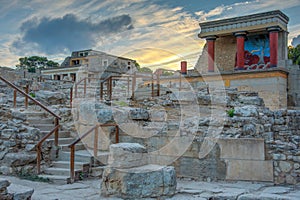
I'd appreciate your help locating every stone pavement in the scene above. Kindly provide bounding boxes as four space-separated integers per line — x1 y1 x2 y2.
1 175 299 200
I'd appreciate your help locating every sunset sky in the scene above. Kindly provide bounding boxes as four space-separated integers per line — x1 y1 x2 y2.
0 0 300 70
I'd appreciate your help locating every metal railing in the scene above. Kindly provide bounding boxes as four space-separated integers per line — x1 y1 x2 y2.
68 123 119 183
0 76 62 174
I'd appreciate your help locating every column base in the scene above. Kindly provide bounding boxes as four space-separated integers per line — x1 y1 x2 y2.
270 64 277 68
208 70 215 72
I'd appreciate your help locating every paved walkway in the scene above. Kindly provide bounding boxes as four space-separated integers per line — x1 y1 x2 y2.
1 175 300 200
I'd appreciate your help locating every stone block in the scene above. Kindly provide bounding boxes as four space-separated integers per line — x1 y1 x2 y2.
217 138 265 160
174 144 226 181
0 178 10 194
150 109 167 122
101 164 176 199
7 183 34 200
234 106 258 117
129 108 149 120
225 160 273 182
108 143 148 168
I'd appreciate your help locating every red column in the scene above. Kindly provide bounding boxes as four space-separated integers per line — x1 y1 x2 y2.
206 36 217 72
268 27 280 68
234 32 247 70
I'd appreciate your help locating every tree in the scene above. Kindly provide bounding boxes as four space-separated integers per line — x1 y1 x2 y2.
162 71 174 76
288 45 300 65
16 56 59 72
135 62 153 73
139 67 152 73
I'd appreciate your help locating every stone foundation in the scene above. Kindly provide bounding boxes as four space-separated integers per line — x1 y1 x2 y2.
101 143 177 199
101 165 176 199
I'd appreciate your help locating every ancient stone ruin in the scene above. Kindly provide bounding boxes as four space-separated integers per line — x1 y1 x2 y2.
101 143 176 199
0 9 299 200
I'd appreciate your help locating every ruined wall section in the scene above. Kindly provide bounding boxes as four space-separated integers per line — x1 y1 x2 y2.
287 64 300 107
115 89 299 184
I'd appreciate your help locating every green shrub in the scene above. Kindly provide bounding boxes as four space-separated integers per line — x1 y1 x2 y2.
227 108 235 117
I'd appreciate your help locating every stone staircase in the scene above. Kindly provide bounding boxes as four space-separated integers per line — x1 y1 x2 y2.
21 109 107 184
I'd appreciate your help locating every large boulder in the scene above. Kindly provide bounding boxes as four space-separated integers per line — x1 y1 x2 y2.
7 183 34 200
101 165 176 199
1 152 36 167
101 143 177 199
35 90 66 105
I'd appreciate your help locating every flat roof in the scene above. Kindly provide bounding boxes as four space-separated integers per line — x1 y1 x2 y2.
199 10 289 38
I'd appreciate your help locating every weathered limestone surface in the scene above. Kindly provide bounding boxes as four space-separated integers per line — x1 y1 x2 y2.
117 89 299 184
218 138 265 160
226 160 273 181
102 143 177 199
7 183 34 200
175 144 226 181
101 165 176 199
0 178 33 200
35 90 66 105
108 143 148 168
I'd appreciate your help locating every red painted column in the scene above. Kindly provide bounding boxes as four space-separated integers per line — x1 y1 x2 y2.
234 32 247 70
268 27 280 68
206 36 217 72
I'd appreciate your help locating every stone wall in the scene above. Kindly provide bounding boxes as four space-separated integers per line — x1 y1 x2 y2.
215 35 236 72
287 64 300 108
230 75 287 110
114 88 299 184
0 68 22 82
195 43 208 74
0 107 39 175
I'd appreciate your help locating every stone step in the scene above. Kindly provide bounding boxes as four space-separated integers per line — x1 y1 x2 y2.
57 149 109 164
44 167 81 176
23 111 46 118
47 137 75 145
52 161 89 169
41 130 71 138
59 142 85 151
7 183 34 200
37 174 70 184
57 150 93 163
33 124 56 131
27 117 54 124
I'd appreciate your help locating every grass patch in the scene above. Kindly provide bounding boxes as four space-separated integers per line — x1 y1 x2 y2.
18 170 51 183
114 101 128 107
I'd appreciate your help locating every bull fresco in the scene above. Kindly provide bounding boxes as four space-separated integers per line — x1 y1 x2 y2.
235 34 271 70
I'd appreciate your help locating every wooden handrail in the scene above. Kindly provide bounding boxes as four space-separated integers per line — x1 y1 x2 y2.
68 123 119 183
36 125 60 174
0 76 61 119
0 76 63 175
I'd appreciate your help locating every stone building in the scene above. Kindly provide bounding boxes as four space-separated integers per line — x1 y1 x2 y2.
193 10 300 110
41 49 136 81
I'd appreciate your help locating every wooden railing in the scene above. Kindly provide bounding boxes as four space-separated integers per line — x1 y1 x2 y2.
71 72 165 105
36 125 60 173
68 123 119 183
0 76 62 174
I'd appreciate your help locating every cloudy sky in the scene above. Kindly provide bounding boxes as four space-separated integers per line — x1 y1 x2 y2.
0 0 300 70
